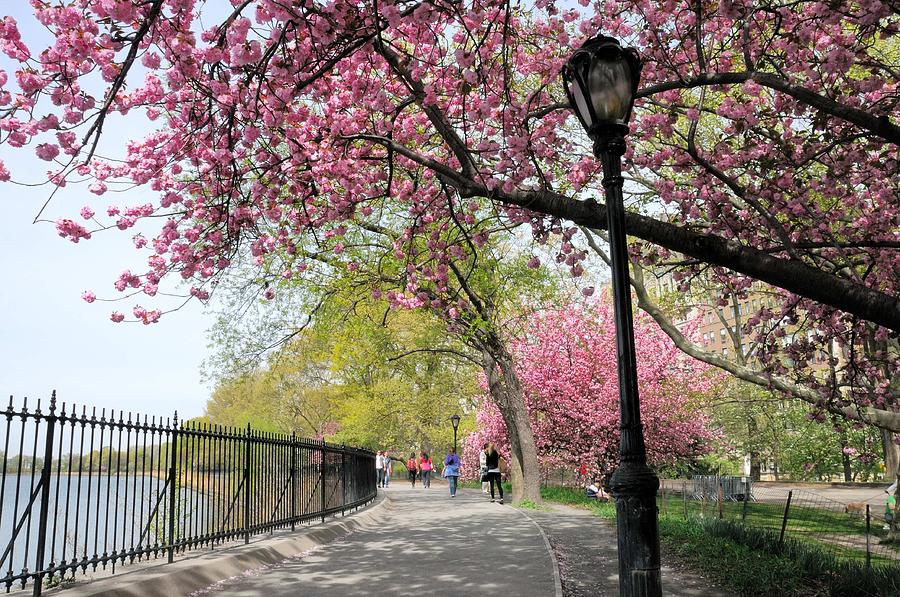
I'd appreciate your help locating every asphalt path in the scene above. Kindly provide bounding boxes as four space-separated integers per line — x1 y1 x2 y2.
204 483 560 597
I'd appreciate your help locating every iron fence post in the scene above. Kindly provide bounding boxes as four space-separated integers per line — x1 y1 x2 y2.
244 424 251 545
290 432 296 532
779 490 793 548
167 412 179 563
32 392 57 597
341 447 346 517
717 480 724 519
865 504 871 570
742 479 750 522
320 440 326 524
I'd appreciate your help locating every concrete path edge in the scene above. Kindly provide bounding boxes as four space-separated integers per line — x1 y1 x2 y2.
515 508 564 597
50 496 388 597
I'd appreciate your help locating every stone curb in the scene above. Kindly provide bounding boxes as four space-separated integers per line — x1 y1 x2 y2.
515 507 564 597
50 495 387 597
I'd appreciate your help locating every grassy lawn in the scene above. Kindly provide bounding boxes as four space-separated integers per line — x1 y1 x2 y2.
658 489 898 565
658 492 875 535
538 485 900 596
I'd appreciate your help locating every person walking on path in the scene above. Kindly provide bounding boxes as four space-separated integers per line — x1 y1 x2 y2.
383 451 393 487
443 447 461 498
479 443 489 494
406 452 418 488
420 451 433 489
375 450 385 488
485 443 504 504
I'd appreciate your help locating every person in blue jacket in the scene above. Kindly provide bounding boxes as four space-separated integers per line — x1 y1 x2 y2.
443 447 461 498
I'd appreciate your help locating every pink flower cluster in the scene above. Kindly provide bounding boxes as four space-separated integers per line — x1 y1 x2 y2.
55 219 91 243
462 299 718 479
0 0 892 414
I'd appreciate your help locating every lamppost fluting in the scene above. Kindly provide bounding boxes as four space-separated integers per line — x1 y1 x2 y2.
450 414 461 452
562 35 661 597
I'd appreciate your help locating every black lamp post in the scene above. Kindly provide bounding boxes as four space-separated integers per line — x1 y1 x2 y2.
450 414 461 452
562 35 661 597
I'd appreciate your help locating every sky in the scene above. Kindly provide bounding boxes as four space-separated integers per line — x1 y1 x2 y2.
0 5 217 421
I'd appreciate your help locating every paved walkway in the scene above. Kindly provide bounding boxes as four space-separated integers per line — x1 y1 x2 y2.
191 483 729 597
525 504 727 596
202 484 560 597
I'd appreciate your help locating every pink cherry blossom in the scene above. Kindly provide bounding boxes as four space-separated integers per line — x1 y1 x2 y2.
54 218 91 243
463 300 717 479
35 143 59 161
0 0 894 426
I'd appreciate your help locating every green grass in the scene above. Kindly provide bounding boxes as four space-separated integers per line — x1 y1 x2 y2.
516 498 550 511
659 516 814 596
540 486 900 597
658 491 898 563
539 485 617 516
660 495 879 537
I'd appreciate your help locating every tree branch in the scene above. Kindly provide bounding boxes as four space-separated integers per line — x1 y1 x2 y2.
581 227 900 432
639 72 900 145
345 133 900 331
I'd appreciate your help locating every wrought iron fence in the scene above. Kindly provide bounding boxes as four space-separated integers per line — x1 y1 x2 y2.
0 393 376 595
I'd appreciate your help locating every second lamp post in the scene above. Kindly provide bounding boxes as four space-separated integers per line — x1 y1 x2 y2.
562 35 662 597
450 414 461 452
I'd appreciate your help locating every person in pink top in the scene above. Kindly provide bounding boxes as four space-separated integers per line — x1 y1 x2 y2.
419 451 433 489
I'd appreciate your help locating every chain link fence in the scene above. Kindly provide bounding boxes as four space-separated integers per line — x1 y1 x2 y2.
659 477 900 567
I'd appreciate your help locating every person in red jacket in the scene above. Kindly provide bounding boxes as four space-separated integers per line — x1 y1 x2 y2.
406 452 419 488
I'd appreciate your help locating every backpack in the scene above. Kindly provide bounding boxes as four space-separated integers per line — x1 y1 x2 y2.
407 458 416 471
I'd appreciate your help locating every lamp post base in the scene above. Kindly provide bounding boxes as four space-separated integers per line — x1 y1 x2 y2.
610 461 662 597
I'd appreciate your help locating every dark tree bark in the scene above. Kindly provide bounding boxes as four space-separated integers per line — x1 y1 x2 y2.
747 416 761 481
883 430 900 481
481 336 542 505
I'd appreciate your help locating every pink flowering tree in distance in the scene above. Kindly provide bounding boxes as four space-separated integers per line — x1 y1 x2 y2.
462 299 716 479
0 0 897 434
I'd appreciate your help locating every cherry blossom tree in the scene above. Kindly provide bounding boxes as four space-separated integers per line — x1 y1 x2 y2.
0 1 896 433
462 299 716 478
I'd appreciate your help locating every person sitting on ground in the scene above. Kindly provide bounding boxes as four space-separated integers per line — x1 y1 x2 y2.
586 477 609 501
885 481 897 530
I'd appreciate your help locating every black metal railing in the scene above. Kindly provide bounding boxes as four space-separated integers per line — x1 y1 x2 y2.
0 392 376 595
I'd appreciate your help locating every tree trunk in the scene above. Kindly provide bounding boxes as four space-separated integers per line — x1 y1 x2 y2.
481 341 542 505
749 454 761 482
747 415 761 481
883 430 900 480
842 452 852 483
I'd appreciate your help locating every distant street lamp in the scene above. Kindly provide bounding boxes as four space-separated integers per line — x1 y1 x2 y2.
562 35 661 597
450 414 461 452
